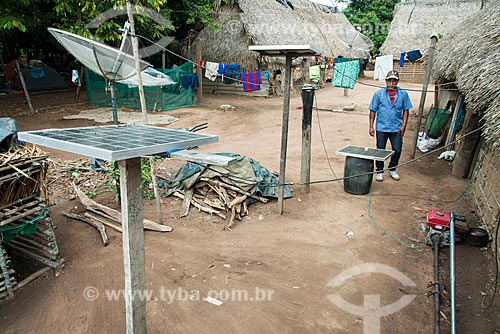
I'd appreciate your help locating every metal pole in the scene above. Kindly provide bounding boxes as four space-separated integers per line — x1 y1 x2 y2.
110 82 118 125
301 85 315 193
410 35 438 158
432 234 441 334
277 55 292 215
450 211 456 334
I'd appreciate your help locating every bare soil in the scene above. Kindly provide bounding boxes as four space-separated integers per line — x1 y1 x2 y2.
1 73 499 334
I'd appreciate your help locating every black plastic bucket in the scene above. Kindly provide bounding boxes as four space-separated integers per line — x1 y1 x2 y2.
343 156 374 195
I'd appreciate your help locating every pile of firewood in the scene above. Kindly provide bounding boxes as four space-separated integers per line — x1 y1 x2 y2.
172 178 269 230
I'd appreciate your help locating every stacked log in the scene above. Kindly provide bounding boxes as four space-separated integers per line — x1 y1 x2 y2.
0 245 17 299
173 178 268 230
0 145 62 299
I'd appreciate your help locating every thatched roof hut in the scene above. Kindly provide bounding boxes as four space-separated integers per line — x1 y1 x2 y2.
380 0 483 57
193 0 370 70
432 1 500 149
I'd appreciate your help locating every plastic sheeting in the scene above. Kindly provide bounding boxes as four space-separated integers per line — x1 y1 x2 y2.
0 118 21 152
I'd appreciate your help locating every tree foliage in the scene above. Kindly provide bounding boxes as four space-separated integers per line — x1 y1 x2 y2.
343 0 400 51
0 0 225 65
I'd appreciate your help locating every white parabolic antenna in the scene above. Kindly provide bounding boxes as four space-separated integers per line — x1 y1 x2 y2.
48 27 174 123
336 28 374 55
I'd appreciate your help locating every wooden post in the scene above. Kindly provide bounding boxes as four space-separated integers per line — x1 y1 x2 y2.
445 96 463 150
162 51 165 69
452 109 481 178
301 86 314 193
434 84 439 110
15 61 35 114
278 55 292 214
195 38 203 103
410 35 438 159
118 157 146 334
127 0 163 226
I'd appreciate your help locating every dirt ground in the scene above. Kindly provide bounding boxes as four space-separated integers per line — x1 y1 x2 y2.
1 73 499 334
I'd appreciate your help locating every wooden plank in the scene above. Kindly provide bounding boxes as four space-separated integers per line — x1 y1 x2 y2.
170 150 238 166
63 212 109 246
180 189 194 218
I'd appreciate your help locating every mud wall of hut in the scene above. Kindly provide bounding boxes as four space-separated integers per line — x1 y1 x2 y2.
471 147 500 239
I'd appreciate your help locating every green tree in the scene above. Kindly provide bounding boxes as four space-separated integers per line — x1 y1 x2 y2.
343 0 400 51
1 0 226 66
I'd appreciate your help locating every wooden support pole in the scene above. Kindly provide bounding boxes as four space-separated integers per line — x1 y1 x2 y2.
118 157 146 334
15 61 35 114
278 55 292 215
301 86 314 193
127 1 163 226
410 35 438 159
195 38 203 103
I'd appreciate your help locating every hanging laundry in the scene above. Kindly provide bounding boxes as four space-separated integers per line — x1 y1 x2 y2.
374 55 393 81
241 72 261 92
262 70 269 80
71 69 81 86
218 63 227 76
272 69 282 80
309 65 321 83
222 64 240 85
180 74 199 90
332 60 360 89
205 61 219 81
399 52 406 67
407 50 423 61
334 57 350 63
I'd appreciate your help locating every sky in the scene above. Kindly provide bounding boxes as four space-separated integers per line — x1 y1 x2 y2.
308 0 348 10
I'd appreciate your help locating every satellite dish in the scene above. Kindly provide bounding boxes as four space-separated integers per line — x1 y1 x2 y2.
48 27 174 124
334 28 373 96
48 27 150 81
335 28 374 55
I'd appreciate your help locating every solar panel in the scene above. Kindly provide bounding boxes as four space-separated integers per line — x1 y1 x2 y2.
336 145 394 161
18 125 218 161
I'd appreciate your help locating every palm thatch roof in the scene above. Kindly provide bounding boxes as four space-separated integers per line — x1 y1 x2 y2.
432 1 500 149
380 0 483 57
195 0 370 69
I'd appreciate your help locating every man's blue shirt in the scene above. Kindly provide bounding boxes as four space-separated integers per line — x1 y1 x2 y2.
369 87 413 132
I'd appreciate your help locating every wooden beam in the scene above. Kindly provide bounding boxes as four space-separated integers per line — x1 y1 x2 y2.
15 61 35 114
301 87 314 193
278 55 293 214
410 35 438 159
118 157 147 334
195 38 203 103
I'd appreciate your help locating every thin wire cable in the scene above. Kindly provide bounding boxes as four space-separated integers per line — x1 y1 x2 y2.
368 191 424 249
135 31 461 94
300 126 484 186
313 91 343 188
454 143 489 213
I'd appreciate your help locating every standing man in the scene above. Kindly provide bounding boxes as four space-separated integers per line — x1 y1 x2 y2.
369 70 413 181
